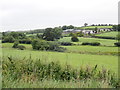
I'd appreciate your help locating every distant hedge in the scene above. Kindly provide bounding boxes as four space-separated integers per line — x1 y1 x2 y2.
92 36 116 40
60 42 72 46
19 39 32 44
82 42 101 46
2 38 32 44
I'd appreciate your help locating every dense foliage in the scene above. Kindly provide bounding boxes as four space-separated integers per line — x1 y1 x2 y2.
71 36 79 42
43 27 62 41
32 40 66 52
2 57 119 88
62 25 74 30
113 25 120 31
2 32 26 43
19 38 32 44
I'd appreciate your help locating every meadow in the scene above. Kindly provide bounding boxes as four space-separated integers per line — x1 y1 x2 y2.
59 37 117 46
95 31 118 38
2 42 118 73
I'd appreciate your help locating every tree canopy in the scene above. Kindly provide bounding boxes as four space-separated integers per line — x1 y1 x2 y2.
43 27 62 41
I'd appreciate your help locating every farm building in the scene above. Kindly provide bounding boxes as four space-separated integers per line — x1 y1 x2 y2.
63 29 94 34
98 28 113 32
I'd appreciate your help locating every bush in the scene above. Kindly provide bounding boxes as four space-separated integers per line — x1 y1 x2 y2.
32 40 49 50
2 57 119 87
82 42 100 46
32 40 66 52
12 41 19 48
71 36 79 42
60 42 72 46
17 45 26 50
81 42 90 45
114 42 120 47
2 36 15 43
48 42 66 52
90 42 101 46
19 39 32 44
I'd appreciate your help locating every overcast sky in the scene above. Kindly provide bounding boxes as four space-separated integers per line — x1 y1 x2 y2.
0 0 119 32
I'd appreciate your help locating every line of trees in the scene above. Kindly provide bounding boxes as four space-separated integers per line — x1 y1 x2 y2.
91 24 114 26
62 25 74 30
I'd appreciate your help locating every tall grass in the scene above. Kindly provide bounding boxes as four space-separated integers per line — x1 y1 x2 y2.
2 56 119 88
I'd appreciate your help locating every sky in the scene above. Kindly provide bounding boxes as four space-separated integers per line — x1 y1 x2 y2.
0 0 119 32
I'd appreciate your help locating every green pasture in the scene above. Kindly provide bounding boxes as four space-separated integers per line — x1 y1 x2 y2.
79 26 113 29
63 46 118 53
1 43 118 73
59 37 117 46
95 31 118 38
2 43 118 54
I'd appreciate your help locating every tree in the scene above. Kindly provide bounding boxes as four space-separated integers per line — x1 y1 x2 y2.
3 35 15 43
62 25 67 30
32 40 66 52
71 36 79 42
69 33 74 37
94 27 98 33
113 25 120 31
43 27 62 41
67 25 74 29
84 23 88 27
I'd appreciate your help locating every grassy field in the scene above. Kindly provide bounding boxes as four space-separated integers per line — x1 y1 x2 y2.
1 43 118 73
63 46 118 53
59 37 117 46
79 26 113 29
1 38 119 88
95 31 118 38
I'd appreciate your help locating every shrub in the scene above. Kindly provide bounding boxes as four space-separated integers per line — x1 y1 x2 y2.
114 42 120 47
2 57 119 88
82 42 100 46
19 39 32 44
71 36 79 42
90 42 100 46
60 42 72 46
12 41 19 48
69 33 74 37
17 45 26 50
81 42 90 45
32 40 66 52
2 36 15 43
32 40 49 50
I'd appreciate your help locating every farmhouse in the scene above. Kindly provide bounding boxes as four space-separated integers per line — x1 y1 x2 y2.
63 29 94 34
